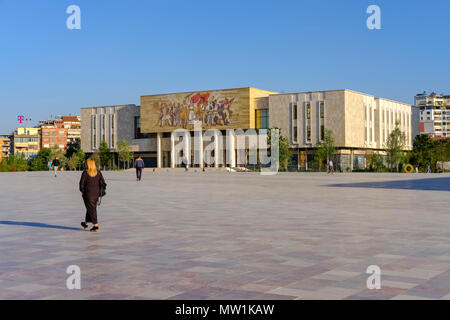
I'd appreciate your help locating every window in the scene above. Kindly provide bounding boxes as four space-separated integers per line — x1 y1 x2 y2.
320 102 324 119
256 109 269 130
320 125 325 140
293 104 297 120
135 116 151 139
306 103 311 120
306 126 311 141
102 115 106 142
293 126 298 142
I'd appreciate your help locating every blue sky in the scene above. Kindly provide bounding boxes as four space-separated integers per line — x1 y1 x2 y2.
0 0 449 133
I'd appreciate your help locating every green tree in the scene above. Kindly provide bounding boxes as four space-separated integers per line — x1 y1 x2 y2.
99 140 112 170
75 149 86 170
368 152 385 172
67 155 79 171
432 138 450 171
384 121 407 172
410 134 433 171
7 153 29 171
314 129 336 171
267 128 291 170
117 140 133 169
65 138 81 159
31 148 52 171
0 158 9 172
50 146 68 170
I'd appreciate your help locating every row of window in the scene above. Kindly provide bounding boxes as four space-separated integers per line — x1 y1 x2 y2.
92 114 116 149
14 138 38 143
43 130 66 135
292 102 325 144
292 102 325 121
43 144 65 149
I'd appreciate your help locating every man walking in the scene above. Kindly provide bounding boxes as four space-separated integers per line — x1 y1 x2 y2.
53 157 60 177
183 156 189 172
327 159 334 174
135 156 145 181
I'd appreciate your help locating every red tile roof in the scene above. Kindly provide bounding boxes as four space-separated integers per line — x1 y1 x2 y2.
61 116 80 122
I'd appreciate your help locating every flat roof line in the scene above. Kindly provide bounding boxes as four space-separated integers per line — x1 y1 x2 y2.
81 104 138 110
268 89 410 105
140 87 276 98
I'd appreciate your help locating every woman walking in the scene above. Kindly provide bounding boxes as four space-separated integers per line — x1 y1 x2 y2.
79 158 106 232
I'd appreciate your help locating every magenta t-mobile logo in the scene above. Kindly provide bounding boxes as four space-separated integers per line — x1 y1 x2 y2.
18 115 32 124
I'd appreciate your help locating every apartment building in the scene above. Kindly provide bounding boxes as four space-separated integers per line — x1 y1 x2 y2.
39 119 68 151
0 135 11 160
12 127 41 158
415 92 450 138
61 116 81 144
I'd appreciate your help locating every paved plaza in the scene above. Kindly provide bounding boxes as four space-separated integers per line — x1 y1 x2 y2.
0 170 450 300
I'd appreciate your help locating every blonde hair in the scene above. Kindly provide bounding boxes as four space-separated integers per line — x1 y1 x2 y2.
86 158 98 177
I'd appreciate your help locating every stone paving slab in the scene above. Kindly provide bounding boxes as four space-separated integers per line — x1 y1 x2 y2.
0 171 449 300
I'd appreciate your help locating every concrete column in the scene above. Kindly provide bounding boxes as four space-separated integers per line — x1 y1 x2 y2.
214 130 219 168
157 132 162 168
170 133 176 168
366 104 370 143
350 149 354 171
371 105 375 145
194 122 203 168
226 129 236 167
184 132 190 167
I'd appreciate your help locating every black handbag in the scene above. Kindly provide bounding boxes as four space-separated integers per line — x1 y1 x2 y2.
98 178 107 206
99 180 107 197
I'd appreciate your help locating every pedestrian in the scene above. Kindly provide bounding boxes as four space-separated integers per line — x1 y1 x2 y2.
53 157 60 177
427 165 431 173
183 156 189 172
79 158 106 232
135 156 145 181
415 166 419 173
327 160 334 174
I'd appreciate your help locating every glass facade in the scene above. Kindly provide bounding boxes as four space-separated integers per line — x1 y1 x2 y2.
135 116 151 139
255 109 269 130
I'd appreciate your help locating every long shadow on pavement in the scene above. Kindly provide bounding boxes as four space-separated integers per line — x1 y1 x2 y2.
327 176 450 191
0 221 81 231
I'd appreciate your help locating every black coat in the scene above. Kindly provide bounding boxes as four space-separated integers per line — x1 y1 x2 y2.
79 170 106 200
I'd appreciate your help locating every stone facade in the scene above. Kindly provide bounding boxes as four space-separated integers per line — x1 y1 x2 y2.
81 105 157 166
268 89 412 170
79 88 412 169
